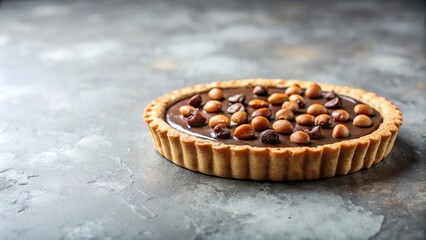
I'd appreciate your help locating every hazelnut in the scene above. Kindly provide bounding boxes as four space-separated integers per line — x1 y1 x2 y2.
272 120 293 134
203 100 222 113
285 84 303 95
331 109 350 122
260 129 280 144
295 114 315 125
252 108 272 119
289 94 305 108
188 94 202 107
253 86 268 96
228 93 245 104
281 101 299 112
208 114 230 128
213 124 231 139
208 88 224 100
275 109 294 121
307 103 327 116
251 116 270 131
227 103 245 113
290 131 310 145
305 83 322 99
248 99 269 108
231 111 248 125
186 109 207 127
353 114 372 127
268 93 288 105
179 105 195 117
314 114 332 127
332 124 350 138
234 124 255 139
354 104 374 116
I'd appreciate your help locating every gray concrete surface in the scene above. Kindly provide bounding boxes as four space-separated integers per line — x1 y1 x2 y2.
0 0 425 239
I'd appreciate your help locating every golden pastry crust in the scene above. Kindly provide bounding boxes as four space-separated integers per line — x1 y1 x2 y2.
143 79 403 181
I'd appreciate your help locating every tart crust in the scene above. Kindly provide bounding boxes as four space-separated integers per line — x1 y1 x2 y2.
143 79 403 181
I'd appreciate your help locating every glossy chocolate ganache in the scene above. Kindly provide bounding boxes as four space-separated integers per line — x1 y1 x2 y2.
165 86 382 147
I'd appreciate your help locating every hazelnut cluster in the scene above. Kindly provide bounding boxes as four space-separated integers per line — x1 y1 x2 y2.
178 84 376 146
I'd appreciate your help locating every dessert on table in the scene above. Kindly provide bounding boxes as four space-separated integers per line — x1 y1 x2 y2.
144 79 402 181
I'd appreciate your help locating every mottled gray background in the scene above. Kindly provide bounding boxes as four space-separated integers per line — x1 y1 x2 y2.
0 0 425 239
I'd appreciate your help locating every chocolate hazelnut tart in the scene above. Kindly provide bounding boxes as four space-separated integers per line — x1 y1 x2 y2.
143 79 402 181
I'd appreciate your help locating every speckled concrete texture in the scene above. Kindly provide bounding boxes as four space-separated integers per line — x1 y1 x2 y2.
0 0 425 239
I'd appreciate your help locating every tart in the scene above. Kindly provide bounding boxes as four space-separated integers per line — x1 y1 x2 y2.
143 79 402 181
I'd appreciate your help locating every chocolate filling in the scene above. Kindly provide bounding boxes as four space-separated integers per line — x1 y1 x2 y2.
165 87 382 147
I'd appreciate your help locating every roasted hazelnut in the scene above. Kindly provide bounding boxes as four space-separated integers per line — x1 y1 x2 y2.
353 114 372 127
324 97 342 109
285 85 303 95
314 114 332 127
295 114 315 125
228 93 245 104
186 109 207 127
307 103 327 116
275 109 294 121
260 129 280 144
208 88 224 100
331 109 350 122
213 124 231 139
354 104 374 116
305 83 322 99
252 108 272 119
272 120 293 134
251 116 270 131
289 94 305 108
234 124 255 139
208 114 230 128
304 126 323 139
179 105 195 117
268 93 288 105
332 124 350 138
253 86 268 96
188 94 202 107
325 90 338 99
248 99 269 108
203 100 222 113
231 111 248 125
290 131 310 145
227 103 245 113
281 101 299 112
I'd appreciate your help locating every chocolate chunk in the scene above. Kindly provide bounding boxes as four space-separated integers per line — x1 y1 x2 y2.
324 97 342 108
304 126 324 139
228 93 245 104
260 129 280 144
213 124 231 139
325 90 338 100
186 109 207 127
188 94 202 107
227 103 245 113
253 86 268 96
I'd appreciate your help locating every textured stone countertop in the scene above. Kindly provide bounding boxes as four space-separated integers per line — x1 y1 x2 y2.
0 0 425 239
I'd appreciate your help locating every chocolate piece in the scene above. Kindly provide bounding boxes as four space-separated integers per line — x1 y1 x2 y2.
213 124 231 139
253 86 268 96
324 97 342 108
304 126 324 139
260 129 280 144
188 94 202 107
228 93 245 104
227 103 245 113
325 90 338 99
186 109 207 127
